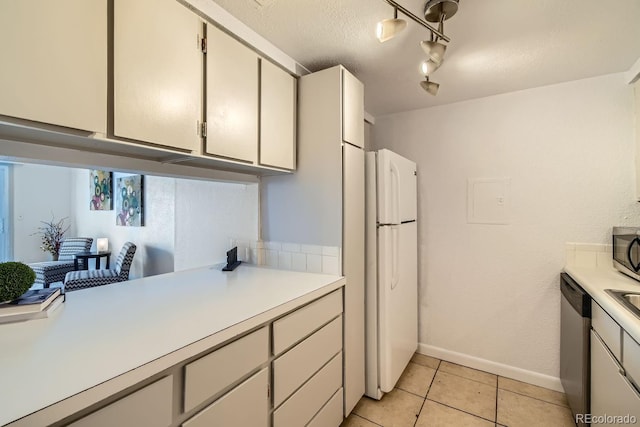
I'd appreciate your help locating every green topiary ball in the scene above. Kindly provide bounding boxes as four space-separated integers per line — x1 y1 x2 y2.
0 262 36 302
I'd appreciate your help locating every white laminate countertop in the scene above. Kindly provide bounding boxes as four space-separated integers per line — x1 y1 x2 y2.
564 264 640 343
0 264 344 426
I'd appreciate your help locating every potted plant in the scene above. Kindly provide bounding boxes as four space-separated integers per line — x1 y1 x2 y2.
0 262 36 303
33 215 69 261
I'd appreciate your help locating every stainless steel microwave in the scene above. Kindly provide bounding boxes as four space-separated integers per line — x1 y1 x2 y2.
613 226 640 281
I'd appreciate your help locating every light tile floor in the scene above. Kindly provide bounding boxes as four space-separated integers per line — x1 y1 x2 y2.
343 353 576 427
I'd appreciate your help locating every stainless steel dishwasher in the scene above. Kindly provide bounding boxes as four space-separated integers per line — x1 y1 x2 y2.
560 272 591 427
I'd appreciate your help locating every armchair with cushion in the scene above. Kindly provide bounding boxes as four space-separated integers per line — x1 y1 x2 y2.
64 242 137 292
29 237 93 288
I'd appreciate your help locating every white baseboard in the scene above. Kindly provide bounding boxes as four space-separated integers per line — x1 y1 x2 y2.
418 343 564 392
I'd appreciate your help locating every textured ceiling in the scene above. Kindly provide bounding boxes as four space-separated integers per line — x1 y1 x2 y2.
210 0 640 117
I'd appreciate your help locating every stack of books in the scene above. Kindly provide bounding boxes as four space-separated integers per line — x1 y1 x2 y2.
0 288 64 324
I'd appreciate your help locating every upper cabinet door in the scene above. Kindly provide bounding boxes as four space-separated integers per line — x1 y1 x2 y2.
342 69 364 148
206 25 259 164
260 60 296 170
114 0 202 152
0 0 107 133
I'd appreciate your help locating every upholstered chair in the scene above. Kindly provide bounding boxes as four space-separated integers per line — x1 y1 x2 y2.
29 237 93 288
64 242 137 292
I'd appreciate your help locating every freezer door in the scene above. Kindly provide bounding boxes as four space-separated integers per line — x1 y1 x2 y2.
377 149 417 225
377 221 418 393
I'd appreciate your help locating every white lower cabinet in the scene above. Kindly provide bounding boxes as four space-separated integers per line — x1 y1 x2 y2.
69 376 173 427
623 332 640 387
61 288 344 427
273 316 343 407
273 353 342 426
273 289 342 355
590 331 640 425
308 388 344 427
184 326 269 412
183 368 269 427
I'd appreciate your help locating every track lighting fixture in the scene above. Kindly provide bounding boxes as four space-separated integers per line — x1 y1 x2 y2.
420 76 439 96
376 8 407 43
376 0 459 95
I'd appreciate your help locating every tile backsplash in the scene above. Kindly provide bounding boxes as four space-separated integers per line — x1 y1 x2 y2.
229 239 342 276
565 243 612 269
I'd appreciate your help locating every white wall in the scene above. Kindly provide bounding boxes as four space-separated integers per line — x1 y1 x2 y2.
372 73 640 384
173 179 258 271
12 164 74 263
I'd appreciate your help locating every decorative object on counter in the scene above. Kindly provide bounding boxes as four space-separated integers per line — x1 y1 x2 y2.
222 247 241 271
96 237 109 252
64 242 137 291
90 170 113 211
0 261 36 302
33 214 69 261
0 287 64 324
116 175 144 227
28 238 94 288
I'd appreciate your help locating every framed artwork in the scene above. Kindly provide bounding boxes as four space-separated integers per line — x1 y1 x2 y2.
90 170 113 211
116 175 144 227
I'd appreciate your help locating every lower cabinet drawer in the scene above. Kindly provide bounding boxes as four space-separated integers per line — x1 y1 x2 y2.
273 352 342 426
592 301 621 359
623 332 640 387
273 289 342 355
307 387 344 427
182 368 269 427
184 326 269 412
69 376 173 427
273 315 342 407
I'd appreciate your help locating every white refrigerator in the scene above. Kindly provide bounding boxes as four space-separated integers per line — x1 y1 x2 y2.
365 149 418 399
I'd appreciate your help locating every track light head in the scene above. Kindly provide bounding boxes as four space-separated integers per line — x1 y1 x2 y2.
420 59 442 76
420 40 447 64
420 77 439 96
376 18 407 42
376 7 407 42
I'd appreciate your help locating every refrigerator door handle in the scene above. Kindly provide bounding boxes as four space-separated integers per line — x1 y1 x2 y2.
390 161 400 224
391 225 399 290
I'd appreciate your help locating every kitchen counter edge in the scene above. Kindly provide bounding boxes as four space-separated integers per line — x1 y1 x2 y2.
564 265 640 344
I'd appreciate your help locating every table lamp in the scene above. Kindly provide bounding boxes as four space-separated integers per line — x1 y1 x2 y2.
97 238 109 253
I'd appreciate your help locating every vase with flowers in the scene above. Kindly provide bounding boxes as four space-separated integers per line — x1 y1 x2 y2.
33 215 69 261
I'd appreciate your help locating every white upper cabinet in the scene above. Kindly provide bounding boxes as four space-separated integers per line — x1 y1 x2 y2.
0 0 107 133
114 0 202 152
342 69 365 148
205 25 259 164
260 60 296 170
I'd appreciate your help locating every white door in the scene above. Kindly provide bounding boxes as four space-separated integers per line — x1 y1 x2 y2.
377 221 418 392
342 69 364 148
114 0 202 151
206 24 259 163
342 143 365 414
259 59 296 170
377 149 417 225
0 0 107 133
